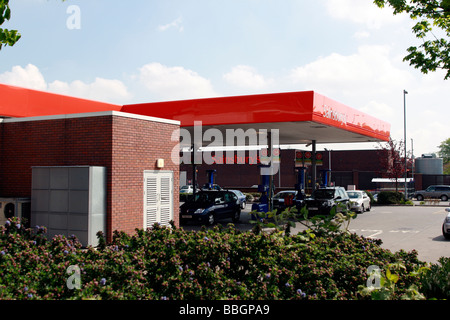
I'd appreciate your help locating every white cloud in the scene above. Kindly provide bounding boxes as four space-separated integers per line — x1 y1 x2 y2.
48 78 131 103
138 62 217 101
353 31 370 39
0 64 47 91
290 45 412 97
223 65 273 90
0 64 131 104
324 0 406 30
157 17 184 32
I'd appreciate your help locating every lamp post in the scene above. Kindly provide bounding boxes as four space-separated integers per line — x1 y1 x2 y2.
403 90 408 200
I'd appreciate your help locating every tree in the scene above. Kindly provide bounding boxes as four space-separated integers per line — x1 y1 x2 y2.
438 137 450 163
0 0 21 50
377 138 406 192
374 0 450 80
438 138 450 174
1 0 67 50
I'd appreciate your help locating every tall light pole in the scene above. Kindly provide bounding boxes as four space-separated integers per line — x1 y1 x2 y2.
403 90 408 200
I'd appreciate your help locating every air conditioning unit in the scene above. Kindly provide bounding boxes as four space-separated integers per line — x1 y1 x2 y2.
0 198 31 227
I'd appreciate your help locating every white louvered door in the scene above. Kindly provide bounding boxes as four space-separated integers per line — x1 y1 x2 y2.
144 171 173 228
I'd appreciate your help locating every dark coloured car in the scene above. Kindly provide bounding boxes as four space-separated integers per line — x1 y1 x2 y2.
272 190 305 213
304 187 350 215
414 185 450 201
180 191 241 225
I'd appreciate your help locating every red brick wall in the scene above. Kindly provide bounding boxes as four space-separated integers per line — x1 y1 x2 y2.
0 113 180 241
110 116 179 236
0 117 113 197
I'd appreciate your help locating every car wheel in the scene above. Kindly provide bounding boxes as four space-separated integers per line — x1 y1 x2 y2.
360 204 365 214
441 195 449 202
417 195 424 201
232 209 241 223
443 225 450 240
207 213 216 226
367 203 371 212
241 201 246 209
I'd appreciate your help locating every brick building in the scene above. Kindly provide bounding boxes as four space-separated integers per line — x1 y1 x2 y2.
0 110 179 244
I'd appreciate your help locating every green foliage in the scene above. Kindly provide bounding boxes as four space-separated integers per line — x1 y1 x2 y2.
438 137 450 164
374 0 450 79
0 216 430 300
0 0 21 50
377 191 405 204
250 204 357 238
358 263 427 300
419 257 450 299
0 0 68 50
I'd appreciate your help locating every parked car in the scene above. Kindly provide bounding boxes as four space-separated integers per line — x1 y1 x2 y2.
304 187 350 215
180 185 194 194
347 190 371 213
272 190 305 212
180 190 241 225
201 184 223 191
229 190 247 209
443 208 450 240
414 185 450 201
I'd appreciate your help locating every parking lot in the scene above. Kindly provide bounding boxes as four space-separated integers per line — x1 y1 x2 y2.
182 203 450 263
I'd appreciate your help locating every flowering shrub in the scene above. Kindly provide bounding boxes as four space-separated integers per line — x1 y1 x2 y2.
0 217 438 300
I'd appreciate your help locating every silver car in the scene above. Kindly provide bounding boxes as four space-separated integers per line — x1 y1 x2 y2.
443 208 450 240
414 185 450 201
347 190 371 213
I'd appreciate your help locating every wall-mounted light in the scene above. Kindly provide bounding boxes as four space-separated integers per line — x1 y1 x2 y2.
156 159 165 168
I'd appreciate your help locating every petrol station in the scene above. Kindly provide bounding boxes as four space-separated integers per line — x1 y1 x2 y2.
0 84 390 242
124 90 391 213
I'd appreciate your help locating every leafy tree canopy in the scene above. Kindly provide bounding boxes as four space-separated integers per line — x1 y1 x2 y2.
0 0 21 50
438 137 450 163
1 0 67 50
374 0 450 79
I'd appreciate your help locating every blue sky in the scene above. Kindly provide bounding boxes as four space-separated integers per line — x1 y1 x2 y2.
0 0 449 157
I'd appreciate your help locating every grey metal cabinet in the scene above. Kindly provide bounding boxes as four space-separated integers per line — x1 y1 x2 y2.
31 166 106 247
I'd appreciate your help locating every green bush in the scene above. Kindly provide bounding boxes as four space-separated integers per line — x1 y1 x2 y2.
0 217 431 300
419 257 450 299
377 191 404 205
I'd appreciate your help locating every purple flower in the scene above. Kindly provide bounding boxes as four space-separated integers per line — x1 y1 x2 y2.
5 221 10 227
63 250 69 255
297 289 306 297
100 278 107 286
204 236 209 241
16 223 21 229
285 282 291 287
265 273 271 279
27 294 33 298
0 251 5 255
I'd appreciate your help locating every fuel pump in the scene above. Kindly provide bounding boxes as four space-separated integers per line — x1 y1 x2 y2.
205 170 217 190
251 165 271 216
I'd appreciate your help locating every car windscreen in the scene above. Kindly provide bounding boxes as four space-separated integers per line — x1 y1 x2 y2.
312 189 335 199
347 192 361 199
190 192 219 204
